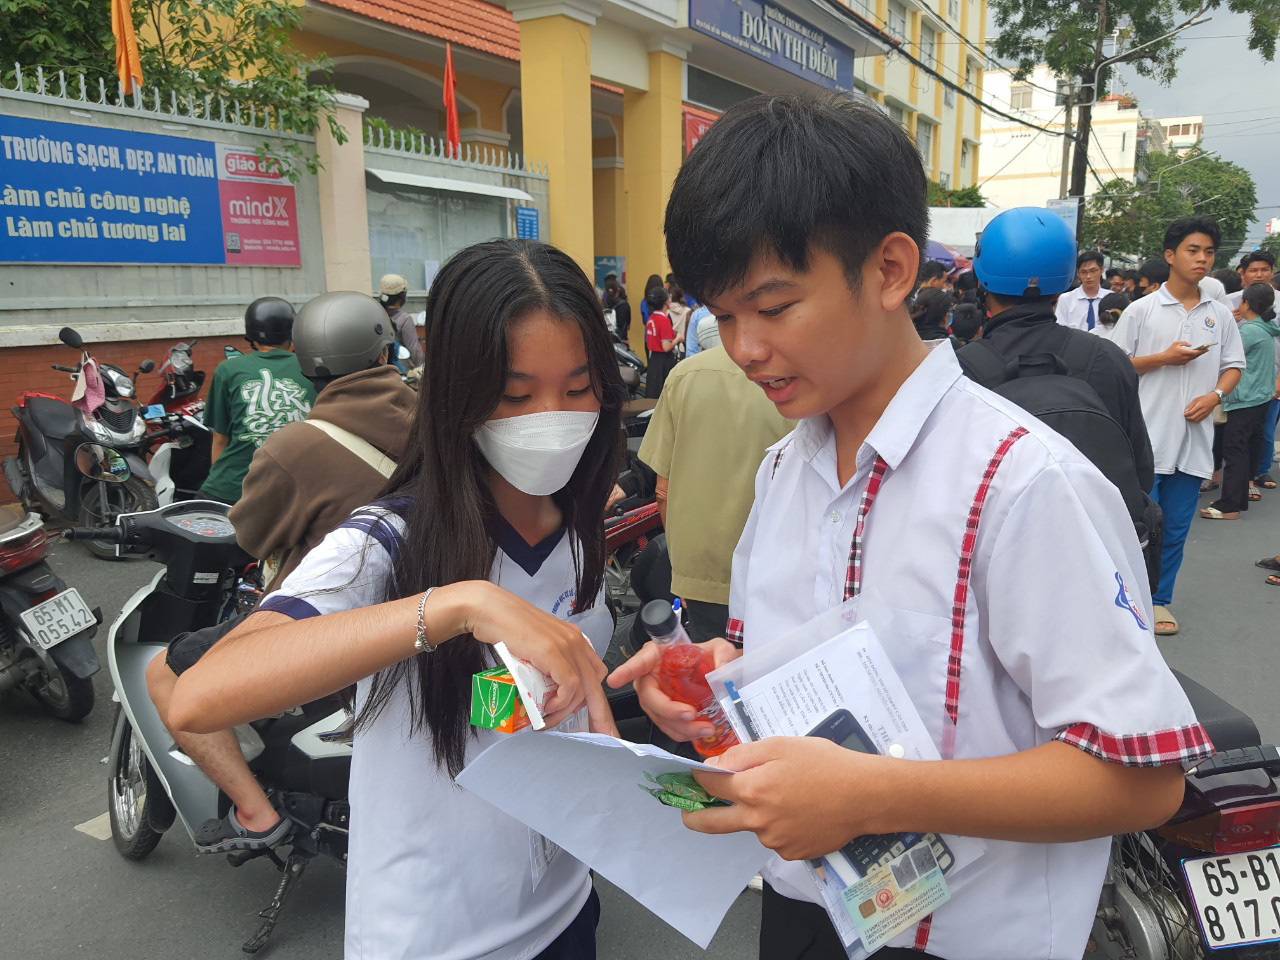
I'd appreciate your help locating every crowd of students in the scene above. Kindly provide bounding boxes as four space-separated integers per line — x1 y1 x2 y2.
151 91 1270 960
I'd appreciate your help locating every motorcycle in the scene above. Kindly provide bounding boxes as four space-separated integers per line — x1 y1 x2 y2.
142 341 213 507
66 500 349 954
1094 672 1280 960
0 504 101 722
615 332 646 398
3 327 159 558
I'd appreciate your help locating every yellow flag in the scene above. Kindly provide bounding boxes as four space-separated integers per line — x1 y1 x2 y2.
111 0 144 95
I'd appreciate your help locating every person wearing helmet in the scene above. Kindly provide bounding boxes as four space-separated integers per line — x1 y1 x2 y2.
377 273 425 368
961 207 1154 496
199 297 316 504
146 291 415 854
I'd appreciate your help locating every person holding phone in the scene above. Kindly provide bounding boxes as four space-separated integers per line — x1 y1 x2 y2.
167 239 623 960
613 94 1210 960
1110 217 1244 635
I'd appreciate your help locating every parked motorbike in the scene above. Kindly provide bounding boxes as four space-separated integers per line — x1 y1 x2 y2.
615 333 646 398
0 504 101 721
1094 673 1280 960
65 500 348 953
3 327 159 558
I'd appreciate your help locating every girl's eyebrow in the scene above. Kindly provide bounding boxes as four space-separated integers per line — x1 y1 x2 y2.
506 364 591 381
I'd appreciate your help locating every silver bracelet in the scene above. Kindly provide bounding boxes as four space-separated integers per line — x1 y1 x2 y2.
414 587 439 654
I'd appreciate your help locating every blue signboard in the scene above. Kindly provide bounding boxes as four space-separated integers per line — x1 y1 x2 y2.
0 114 301 265
515 205 540 240
689 0 856 93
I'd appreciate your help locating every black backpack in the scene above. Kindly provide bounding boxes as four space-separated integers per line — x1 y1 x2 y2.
957 330 1163 590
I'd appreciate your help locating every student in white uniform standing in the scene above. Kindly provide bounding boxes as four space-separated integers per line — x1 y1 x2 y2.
613 93 1212 960
1055 250 1106 330
169 238 624 960
1110 216 1244 636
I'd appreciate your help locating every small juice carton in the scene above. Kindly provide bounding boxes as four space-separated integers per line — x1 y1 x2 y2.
470 667 532 734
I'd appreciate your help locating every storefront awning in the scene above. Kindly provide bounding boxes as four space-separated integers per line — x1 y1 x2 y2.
367 167 534 202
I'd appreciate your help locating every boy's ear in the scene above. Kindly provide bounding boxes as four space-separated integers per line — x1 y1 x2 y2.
873 233 922 312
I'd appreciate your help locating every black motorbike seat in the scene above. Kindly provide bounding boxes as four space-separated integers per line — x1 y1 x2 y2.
24 395 79 442
1174 669 1260 752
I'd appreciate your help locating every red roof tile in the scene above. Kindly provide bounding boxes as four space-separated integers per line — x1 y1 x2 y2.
315 0 522 61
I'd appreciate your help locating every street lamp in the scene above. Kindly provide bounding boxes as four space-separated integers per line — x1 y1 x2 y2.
1074 8 1213 107
1149 151 1218 194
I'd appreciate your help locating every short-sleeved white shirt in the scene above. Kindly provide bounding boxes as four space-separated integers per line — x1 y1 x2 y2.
1200 275 1231 306
1111 286 1246 479
260 505 612 960
1054 285 1105 331
726 342 1211 960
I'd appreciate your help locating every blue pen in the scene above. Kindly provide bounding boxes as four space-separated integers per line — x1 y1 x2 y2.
672 598 682 622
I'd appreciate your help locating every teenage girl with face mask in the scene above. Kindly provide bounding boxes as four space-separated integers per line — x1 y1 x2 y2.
168 239 624 960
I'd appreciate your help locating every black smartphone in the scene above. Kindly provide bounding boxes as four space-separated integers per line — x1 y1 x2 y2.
806 709 955 881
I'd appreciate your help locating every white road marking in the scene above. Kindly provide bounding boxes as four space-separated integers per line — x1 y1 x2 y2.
74 811 111 840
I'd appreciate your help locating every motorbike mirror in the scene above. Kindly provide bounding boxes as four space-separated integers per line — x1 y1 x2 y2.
139 359 156 373
59 327 84 350
74 443 130 483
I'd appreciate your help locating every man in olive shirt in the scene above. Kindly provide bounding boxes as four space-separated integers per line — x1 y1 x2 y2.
200 297 315 504
638 346 792 642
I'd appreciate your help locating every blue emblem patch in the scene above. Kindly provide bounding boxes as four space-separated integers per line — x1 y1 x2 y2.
1114 572 1148 630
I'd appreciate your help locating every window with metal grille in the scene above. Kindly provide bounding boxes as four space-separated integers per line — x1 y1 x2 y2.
1010 84 1033 110
888 1 907 38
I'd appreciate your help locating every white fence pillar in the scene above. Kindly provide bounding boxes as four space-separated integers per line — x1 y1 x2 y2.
316 93 372 293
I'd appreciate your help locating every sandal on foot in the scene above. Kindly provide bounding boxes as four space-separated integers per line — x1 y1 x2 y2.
1256 557 1280 572
1267 576 1280 587
1153 606 1179 636
1201 507 1239 520
194 807 292 854
1254 474 1277 489
1200 480 1220 494
1250 486 1262 501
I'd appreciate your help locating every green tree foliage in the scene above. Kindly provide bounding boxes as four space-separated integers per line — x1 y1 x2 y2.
989 0 1278 201
1258 235 1280 260
927 183 988 207
0 0 342 178
1083 148 1258 262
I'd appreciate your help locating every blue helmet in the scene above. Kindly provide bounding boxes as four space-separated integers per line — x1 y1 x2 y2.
972 207 1077 297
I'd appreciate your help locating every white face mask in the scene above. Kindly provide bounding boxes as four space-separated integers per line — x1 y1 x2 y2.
474 410 600 496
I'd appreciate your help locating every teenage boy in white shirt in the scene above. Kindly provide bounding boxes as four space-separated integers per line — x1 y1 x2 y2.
1110 217 1244 637
1055 250 1106 330
611 93 1211 960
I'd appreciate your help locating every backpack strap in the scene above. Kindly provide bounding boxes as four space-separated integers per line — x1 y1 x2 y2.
955 340 1009 389
304 419 396 478
1055 324 1098 380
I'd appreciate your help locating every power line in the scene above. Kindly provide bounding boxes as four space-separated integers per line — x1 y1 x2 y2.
977 107 1066 187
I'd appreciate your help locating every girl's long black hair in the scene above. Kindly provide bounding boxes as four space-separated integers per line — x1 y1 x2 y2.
355 238 624 777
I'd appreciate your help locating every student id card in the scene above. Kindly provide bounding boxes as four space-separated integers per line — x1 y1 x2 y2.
842 843 951 953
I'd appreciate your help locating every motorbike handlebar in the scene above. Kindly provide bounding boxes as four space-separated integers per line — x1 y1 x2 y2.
61 527 125 543
51 364 79 373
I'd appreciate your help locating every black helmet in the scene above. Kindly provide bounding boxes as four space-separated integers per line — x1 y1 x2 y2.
244 297 295 346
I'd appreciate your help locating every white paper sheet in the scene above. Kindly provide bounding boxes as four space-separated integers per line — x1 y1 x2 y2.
456 731 770 948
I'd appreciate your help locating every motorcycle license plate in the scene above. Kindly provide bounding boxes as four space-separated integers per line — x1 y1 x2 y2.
1183 847 1280 949
18 588 95 650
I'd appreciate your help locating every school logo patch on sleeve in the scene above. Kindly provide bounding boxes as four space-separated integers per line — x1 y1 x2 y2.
1113 572 1148 630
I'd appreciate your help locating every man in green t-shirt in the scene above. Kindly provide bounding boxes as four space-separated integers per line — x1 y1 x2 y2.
200 297 316 504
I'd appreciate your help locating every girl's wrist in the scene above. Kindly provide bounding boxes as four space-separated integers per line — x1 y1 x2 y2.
421 581 490 647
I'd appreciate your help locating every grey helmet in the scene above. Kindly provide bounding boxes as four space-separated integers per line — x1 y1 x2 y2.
293 291 395 379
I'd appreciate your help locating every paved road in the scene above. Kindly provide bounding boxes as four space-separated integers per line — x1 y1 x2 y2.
3 487 1277 958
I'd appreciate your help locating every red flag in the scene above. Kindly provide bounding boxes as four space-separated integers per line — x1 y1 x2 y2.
443 44 460 159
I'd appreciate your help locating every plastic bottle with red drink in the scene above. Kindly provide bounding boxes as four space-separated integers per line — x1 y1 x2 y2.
639 599 738 757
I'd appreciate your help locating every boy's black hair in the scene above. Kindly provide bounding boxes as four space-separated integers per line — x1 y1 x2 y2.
954 270 979 292
1123 269 1140 283
1242 281 1276 321
1213 268 1243 294
1239 250 1277 272
1076 250 1105 270
948 303 983 341
1105 267 1122 280
1138 258 1170 284
664 93 928 303
646 285 670 311
1163 216 1220 253
1098 291 1130 324
920 260 947 283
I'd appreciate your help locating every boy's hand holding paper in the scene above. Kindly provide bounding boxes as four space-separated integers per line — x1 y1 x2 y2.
683 736 896 861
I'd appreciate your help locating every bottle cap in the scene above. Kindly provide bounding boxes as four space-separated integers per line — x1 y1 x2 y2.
640 599 678 637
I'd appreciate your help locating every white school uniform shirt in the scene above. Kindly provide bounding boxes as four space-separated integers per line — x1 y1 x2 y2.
727 342 1211 960
1054 284 1105 331
1111 285 1246 479
1200 275 1231 306
260 503 611 960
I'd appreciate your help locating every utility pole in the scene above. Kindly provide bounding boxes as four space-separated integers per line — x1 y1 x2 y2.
1059 82 1075 200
